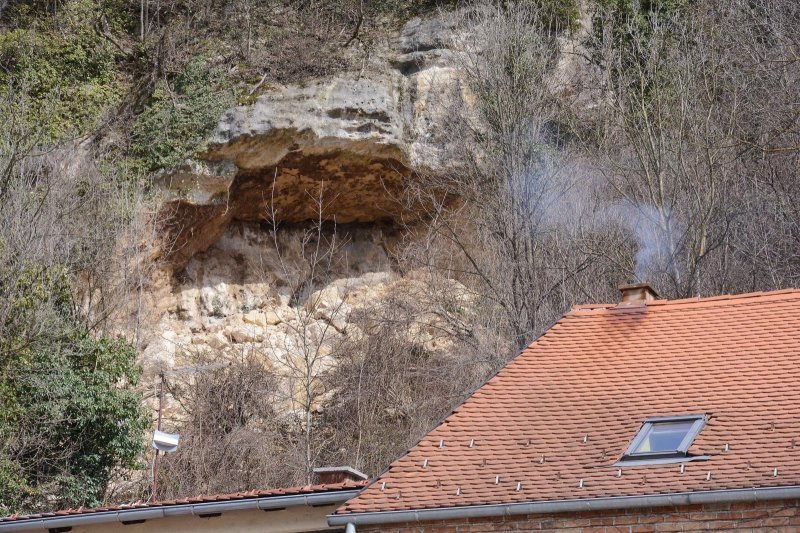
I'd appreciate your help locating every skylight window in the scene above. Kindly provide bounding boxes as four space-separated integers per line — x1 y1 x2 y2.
623 415 706 461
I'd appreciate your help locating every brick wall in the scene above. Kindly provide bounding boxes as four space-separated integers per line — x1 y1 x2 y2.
356 498 800 533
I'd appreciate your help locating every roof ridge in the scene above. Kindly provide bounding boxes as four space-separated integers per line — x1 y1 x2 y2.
570 288 800 314
658 287 800 305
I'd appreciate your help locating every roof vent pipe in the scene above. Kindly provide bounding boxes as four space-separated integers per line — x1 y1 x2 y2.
618 283 659 304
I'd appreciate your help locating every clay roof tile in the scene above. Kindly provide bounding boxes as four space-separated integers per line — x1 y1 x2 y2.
337 289 800 514
0 480 368 523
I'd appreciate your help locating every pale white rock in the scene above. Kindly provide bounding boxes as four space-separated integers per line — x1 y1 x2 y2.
200 284 234 317
328 316 348 334
205 330 230 350
200 316 224 333
211 74 403 163
226 320 266 344
243 310 267 328
307 285 347 320
261 328 298 356
265 309 282 326
155 159 238 205
175 287 199 319
140 328 182 370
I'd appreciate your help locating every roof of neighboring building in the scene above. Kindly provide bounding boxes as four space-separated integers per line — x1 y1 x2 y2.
336 289 800 515
0 480 367 526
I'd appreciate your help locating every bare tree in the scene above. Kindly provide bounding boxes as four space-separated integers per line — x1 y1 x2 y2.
156 353 291 498
587 0 800 296
715 0 800 290
259 184 352 483
401 2 614 354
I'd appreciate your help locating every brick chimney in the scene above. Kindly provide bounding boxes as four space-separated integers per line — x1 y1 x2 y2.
618 282 659 303
313 466 368 484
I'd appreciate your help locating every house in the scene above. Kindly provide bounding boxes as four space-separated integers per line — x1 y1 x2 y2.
0 468 367 533
329 285 800 532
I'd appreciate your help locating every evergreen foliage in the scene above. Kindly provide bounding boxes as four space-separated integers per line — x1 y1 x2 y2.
0 0 124 141
589 0 689 69
131 57 236 172
0 269 147 515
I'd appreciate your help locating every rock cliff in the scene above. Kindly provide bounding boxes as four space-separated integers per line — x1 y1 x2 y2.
137 10 593 415
154 14 468 271
136 14 479 415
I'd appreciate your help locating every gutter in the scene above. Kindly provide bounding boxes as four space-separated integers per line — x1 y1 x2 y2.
0 490 362 532
327 485 800 526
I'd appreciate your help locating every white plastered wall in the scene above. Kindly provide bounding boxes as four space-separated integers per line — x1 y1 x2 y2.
62 503 340 533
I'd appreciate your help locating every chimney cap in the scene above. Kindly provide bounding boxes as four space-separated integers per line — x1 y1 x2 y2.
313 466 368 484
618 283 659 303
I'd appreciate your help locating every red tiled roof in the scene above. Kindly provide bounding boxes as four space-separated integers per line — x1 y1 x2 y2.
1 480 367 523
337 289 800 514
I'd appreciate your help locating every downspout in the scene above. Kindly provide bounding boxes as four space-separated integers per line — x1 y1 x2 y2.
346 522 357 533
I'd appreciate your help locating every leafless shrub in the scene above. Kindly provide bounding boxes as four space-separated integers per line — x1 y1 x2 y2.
588 0 799 295
258 189 353 483
320 287 503 475
401 1 618 353
156 352 298 498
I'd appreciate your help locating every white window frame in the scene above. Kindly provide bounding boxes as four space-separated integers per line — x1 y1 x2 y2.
623 414 707 459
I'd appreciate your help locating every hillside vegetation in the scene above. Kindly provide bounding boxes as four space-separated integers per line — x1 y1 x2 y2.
0 0 797 514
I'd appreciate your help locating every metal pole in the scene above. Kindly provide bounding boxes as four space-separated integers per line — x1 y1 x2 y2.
148 363 226 501
152 372 165 500
158 373 165 430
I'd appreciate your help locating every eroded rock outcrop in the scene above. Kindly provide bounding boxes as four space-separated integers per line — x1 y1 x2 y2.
141 217 474 418
137 10 595 416
154 12 470 272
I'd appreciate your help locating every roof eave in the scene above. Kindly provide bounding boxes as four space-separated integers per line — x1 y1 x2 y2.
328 485 800 526
0 490 362 532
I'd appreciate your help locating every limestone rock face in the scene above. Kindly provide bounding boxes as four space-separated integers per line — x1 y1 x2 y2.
154 12 472 271
138 10 595 415
138 218 474 416
206 73 409 225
